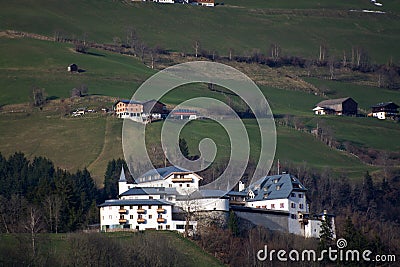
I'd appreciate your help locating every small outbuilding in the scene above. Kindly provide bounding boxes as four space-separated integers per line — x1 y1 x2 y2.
67 63 78 72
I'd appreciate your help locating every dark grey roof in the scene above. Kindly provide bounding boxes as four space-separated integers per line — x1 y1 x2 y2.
227 190 248 197
98 199 173 207
119 187 178 197
371 102 399 108
140 166 191 181
316 97 355 107
246 174 307 201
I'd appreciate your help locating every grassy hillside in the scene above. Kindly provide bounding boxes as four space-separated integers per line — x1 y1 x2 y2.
0 37 153 105
1 0 400 63
0 231 223 267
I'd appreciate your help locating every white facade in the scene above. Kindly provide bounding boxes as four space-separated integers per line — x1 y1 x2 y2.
243 174 336 238
136 171 201 195
99 166 226 234
372 111 386 120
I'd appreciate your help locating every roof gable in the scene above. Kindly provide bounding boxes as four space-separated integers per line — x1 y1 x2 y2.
246 174 307 201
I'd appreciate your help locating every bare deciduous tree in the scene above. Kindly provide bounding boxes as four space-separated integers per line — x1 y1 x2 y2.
24 206 44 257
193 40 200 58
31 87 47 107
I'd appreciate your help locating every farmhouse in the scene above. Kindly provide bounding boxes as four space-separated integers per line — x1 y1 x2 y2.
99 167 335 239
193 0 215 6
169 109 198 120
371 102 399 120
313 97 358 116
114 99 166 123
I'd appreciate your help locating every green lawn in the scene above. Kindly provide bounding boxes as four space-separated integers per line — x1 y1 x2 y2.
1 0 400 63
306 116 400 151
0 37 153 105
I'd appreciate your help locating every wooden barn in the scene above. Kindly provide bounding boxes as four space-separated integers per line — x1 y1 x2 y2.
313 97 358 116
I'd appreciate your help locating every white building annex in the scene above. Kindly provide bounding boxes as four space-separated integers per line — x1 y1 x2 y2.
99 167 335 239
239 173 336 238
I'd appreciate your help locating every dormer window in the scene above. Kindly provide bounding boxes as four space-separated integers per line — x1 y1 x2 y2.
276 185 281 190
274 179 278 184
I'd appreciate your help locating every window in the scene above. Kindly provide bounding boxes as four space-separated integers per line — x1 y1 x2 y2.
130 215 134 219
109 215 112 219
166 225 170 230
102 216 104 220
158 214 163 219
179 184 182 187
130 206 133 209
158 205 162 209
291 203 296 208
168 197 173 201
149 215 152 219
298 194 303 198
149 196 153 199
148 205 152 209
271 204 275 209
291 193 296 197
138 214 143 219
276 185 281 190
176 225 184 230
273 179 278 184
187 184 190 187
291 214 297 219
138 205 142 209
158 225 163 230
280 203 284 208
299 204 304 209
169 184 172 188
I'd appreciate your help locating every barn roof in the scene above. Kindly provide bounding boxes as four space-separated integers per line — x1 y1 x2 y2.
371 102 399 108
316 97 355 107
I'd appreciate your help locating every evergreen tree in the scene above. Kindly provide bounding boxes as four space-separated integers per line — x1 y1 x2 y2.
319 215 334 252
179 138 189 159
103 159 128 200
228 210 239 237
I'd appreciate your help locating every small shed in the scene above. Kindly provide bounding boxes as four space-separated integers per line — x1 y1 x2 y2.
67 63 78 72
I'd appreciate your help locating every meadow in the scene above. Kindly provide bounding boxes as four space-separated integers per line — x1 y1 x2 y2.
1 0 400 63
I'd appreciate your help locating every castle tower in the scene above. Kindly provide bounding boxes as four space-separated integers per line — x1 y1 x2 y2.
118 166 129 195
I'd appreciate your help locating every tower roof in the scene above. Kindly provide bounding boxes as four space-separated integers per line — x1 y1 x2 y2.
119 166 127 182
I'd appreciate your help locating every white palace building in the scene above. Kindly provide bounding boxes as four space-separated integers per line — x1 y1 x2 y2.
99 166 335 239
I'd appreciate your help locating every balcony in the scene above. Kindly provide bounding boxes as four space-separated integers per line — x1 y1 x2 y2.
157 208 165 213
157 218 165 223
119 219 127 223
137 208 145 213
118 209 127 214
137 218 145 223
171 178 192 183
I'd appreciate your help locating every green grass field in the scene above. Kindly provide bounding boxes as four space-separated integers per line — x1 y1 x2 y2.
1 0 400 63
0 231 223 267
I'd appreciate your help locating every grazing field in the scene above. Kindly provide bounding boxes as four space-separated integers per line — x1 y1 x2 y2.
1 0 400 63
0 231 223 267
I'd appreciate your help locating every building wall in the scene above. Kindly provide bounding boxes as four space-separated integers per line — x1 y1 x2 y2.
100 204 174 231
136 173 200 195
